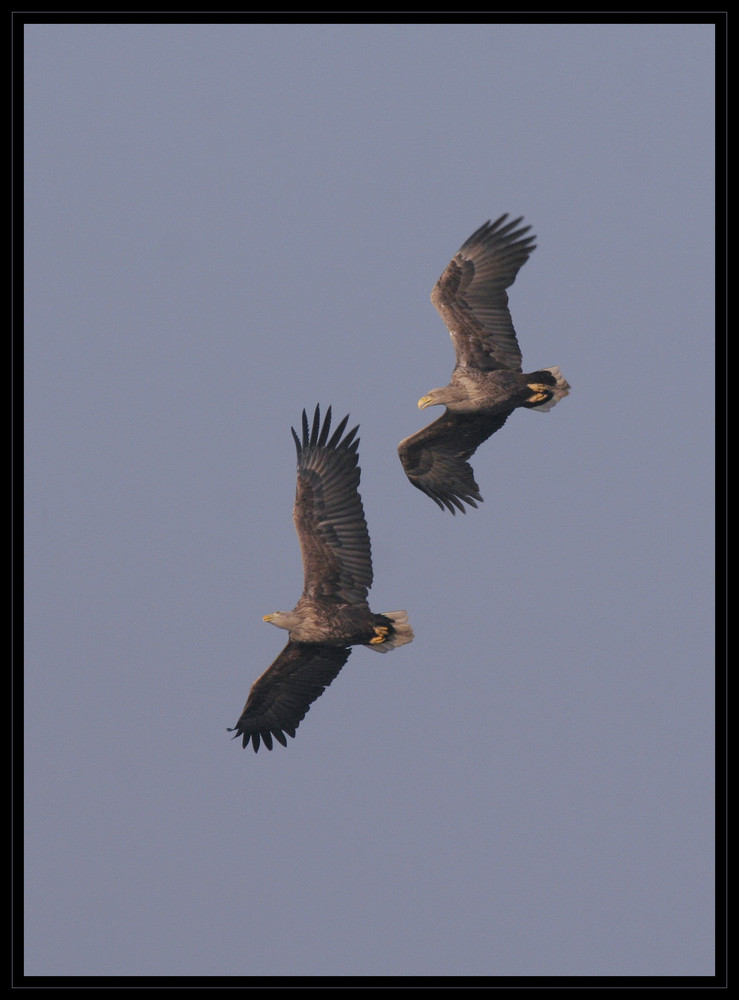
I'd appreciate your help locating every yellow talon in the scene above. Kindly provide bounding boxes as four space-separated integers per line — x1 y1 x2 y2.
370 625 389 644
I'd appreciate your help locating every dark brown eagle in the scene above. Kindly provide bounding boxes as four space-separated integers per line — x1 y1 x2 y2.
398 215 570 514
229 405 413 751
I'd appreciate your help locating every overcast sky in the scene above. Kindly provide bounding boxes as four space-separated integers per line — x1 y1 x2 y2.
22 20 718 981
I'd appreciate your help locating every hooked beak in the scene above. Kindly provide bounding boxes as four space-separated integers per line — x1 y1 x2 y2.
418 394 433 409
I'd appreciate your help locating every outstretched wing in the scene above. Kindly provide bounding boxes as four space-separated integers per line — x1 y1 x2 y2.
228 641 351 752
292 405 373 607
398 409 511 514
431 215 535 373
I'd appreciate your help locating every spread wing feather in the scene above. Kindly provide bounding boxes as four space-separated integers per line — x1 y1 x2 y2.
292 405 373 607
431 214 535 373
229 642 351 752
398 410 511 514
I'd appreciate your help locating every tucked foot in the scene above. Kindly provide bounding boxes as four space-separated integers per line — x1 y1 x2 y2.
526 383 551 404
370 625 389 645
524 367 570 412
364 611 413 653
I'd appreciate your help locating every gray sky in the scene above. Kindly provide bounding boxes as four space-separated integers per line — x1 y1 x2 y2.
23 22 717 979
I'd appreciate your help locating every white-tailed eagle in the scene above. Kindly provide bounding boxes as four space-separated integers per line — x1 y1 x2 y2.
230 405 413 751
398 215 570 514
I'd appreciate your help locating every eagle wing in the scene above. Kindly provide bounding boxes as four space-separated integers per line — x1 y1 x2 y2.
398 409 511 514
229 641 351 752
291 405 373 607
431 215 535 373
